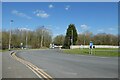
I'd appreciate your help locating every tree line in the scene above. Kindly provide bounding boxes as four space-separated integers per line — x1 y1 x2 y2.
2 24 119 50
53 24 118 48
53 32 118 46
2 26 52 49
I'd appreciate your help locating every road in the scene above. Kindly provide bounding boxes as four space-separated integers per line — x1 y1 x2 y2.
15 49 118 78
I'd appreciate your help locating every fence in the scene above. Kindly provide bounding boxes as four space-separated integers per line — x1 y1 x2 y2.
70 45 119 49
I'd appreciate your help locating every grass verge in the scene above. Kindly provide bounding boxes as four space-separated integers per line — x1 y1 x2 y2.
63 48 119 57
0 49 9 52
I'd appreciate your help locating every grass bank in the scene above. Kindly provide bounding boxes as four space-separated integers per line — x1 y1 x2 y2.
63 48 119 57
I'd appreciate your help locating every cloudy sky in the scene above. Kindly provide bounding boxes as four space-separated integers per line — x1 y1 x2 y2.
2 2 118 36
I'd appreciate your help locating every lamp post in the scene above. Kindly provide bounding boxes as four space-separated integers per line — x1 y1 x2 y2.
9 20 13 51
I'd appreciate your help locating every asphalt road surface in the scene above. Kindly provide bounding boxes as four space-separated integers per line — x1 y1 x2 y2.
14 49 118 78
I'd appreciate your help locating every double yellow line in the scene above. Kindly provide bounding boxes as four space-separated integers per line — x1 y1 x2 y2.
11 51 54 80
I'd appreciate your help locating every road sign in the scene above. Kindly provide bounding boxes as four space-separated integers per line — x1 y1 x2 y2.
90 41 93 48
21 43 23 46
90 41 93 47
89 41 93 54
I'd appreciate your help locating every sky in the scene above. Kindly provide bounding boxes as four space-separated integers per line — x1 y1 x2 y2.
2 2 118 36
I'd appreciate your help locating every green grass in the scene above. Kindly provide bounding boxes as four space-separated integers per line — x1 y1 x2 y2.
1 47 49 52
0 49 9 52
63 48 119 57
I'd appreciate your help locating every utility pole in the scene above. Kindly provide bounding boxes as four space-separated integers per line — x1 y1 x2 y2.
71 29 73 45
40 29 43 48
9 20 13 51
70 29 73 49
84 33 85 46
26 30 28 49
40 26 44 48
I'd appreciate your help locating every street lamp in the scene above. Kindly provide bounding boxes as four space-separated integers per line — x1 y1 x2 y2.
9 20 13 51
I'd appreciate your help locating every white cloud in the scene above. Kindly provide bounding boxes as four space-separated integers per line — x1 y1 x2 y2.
65 5 70 10
34 10 49 18
80 24 89 30
18 27 31 31
12 10 32 19
49 4 54 8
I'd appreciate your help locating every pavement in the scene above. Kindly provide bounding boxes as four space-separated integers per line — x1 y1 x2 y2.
15 49 118 78
0 52 2 79
2 51 38 78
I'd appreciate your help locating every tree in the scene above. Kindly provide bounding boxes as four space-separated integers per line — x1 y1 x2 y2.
2 30 9 49
35 26 52 48
53 35 65 46
76 31 93 45
63 24 78 49
92 33 118 45
76 34 84 45
2 26 52 50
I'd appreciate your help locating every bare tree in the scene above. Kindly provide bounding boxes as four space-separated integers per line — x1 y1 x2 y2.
53 35 65 46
